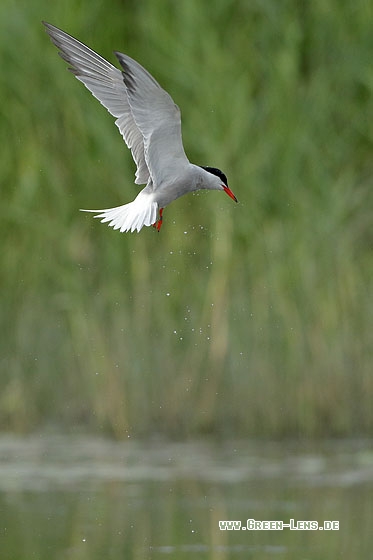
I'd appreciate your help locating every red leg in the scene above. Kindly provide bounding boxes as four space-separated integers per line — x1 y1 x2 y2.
156 208 164 231
152 208 164 231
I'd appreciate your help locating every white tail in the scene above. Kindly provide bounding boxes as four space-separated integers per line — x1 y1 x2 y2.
81 192 158 233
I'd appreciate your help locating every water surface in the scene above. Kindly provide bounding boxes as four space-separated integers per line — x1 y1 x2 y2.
1 436 372 559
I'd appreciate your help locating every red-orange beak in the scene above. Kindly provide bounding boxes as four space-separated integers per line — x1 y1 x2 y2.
223 185 238 203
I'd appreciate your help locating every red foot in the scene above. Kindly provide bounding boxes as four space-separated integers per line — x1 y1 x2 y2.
152 208 164 231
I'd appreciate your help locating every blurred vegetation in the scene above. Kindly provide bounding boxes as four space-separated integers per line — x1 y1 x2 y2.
0 0 372 438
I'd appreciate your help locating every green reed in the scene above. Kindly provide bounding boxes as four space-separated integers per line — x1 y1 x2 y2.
0 0 371 437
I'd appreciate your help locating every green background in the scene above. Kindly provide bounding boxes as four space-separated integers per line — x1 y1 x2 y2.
1 0 372 439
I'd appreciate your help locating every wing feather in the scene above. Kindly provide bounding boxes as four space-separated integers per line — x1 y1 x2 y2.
115 52 189 187
43 22 149 185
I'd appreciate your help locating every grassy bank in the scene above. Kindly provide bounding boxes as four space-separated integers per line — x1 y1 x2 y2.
0 0 372 438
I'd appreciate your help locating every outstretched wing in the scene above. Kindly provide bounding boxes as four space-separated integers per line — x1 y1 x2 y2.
115 52 189 187
43 22 149 185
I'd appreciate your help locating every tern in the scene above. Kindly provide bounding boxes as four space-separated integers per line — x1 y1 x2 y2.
43 22 237 232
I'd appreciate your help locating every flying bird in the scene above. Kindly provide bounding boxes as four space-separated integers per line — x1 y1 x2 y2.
43 22 237 232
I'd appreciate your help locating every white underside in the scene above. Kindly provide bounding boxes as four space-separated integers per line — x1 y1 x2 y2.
81 192 158 233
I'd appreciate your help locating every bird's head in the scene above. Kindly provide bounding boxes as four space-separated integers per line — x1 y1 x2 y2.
200 166 238 202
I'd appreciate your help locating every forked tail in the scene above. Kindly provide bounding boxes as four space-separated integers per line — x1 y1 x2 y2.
81 192 158 233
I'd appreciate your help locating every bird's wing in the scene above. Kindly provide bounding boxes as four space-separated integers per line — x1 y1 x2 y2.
43 22 149 185
115 52 190 187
